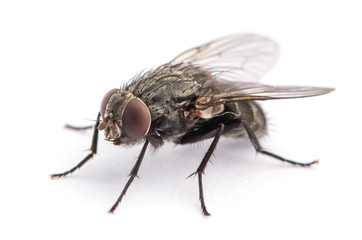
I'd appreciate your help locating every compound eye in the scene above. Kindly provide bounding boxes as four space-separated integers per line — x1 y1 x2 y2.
122 98 151 139
100 88 118 118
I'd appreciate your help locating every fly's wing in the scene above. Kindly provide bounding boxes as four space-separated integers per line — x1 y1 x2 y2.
168 34 279 82
167 33 333 106
197 81 334 107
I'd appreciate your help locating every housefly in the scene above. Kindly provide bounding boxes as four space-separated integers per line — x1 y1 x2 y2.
51 34 334 216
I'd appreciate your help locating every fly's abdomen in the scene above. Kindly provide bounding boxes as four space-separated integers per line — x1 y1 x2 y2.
223 101 267 138
174 101 266 145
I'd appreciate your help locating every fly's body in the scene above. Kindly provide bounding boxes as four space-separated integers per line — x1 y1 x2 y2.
51 34 334 216
125 64 266 147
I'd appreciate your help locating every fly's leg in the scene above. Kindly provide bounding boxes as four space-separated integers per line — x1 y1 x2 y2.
50 113 101 178
240 121 318 166
188 124 225 216
108 139 149 214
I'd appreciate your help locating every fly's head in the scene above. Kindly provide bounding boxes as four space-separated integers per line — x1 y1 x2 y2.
98 89 151 144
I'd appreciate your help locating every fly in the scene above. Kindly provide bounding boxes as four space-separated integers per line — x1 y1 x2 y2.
51 34 334 216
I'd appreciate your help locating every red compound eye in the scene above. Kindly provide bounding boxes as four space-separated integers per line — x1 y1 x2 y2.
122 98 151 139
100 88 118 118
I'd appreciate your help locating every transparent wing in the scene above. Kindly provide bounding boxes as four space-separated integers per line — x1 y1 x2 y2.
168 34 279 82
197 80 334 106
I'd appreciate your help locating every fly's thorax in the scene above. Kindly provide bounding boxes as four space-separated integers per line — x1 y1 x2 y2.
98 89 151 142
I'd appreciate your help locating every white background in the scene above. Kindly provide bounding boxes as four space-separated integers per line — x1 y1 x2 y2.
1 0 361 239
